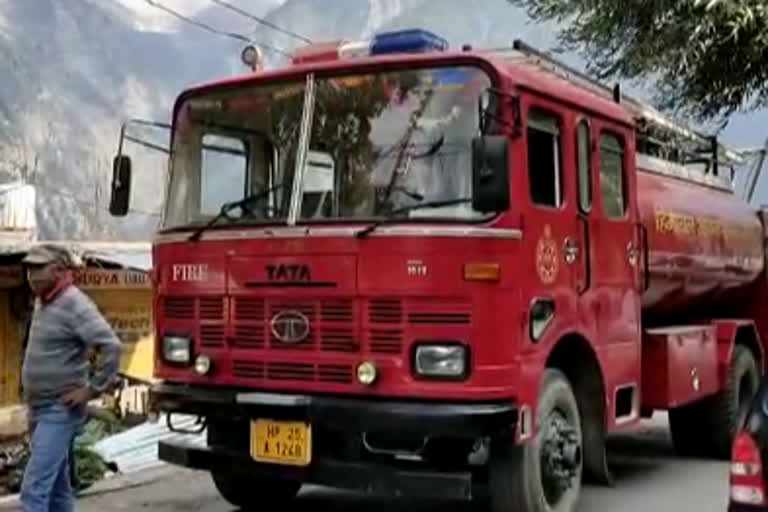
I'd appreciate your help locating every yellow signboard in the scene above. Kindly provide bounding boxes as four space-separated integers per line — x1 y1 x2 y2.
74 269 150 290
86 289 155 382
103 305 153 345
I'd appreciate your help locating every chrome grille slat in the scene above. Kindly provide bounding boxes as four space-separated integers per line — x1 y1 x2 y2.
267 362 315 381
235 298 265 321
164 297 194 319
232 360 264 379
199 297 224 320
370 329 404 354
162 295 472 364
232 360 354 384
200 325 225 347
231 325 265 348
369 299 403 324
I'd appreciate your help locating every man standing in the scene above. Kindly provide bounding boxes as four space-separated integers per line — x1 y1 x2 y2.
20 244 121 512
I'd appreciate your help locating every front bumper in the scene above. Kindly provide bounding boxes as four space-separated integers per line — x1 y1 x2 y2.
160 440 475 499
151 383 517 500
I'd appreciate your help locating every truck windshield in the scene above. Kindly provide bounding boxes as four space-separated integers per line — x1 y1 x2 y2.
164 65 492 229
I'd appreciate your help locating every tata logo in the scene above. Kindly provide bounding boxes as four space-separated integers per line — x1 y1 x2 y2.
266 264 311 282
270 310 310 344
172 264 209 282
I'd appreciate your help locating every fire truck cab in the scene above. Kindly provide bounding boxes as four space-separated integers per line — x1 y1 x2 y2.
109 29 768 512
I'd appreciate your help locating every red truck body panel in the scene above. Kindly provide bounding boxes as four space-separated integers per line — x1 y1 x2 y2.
641 325 719 409
153 232 522 401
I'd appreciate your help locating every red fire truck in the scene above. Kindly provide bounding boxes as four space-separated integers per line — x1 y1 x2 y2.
110 30 768 512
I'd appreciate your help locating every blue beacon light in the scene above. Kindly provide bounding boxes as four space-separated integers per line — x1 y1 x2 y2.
370 29 449 56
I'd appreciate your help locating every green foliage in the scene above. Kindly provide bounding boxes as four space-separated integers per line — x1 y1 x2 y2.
508 0 768 120
71 442 109 490
72 416 124 490
4 417 124 494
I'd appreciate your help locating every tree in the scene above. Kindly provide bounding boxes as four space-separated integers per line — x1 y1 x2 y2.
508 0 768 121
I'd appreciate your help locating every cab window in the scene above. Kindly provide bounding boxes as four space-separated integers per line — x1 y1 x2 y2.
599 132 626 218
200 134 248 216
527 110 562 207
576 120 592 213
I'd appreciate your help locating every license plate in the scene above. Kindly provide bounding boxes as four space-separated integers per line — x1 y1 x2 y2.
250 419 312 466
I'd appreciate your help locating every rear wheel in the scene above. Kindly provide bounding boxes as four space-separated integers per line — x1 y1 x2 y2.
489 369 582 512
705 344 759 458
669 402 705 457
210 469 300 510
669 344 759 458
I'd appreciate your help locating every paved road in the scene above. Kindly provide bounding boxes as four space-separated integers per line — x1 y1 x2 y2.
76 413 729 512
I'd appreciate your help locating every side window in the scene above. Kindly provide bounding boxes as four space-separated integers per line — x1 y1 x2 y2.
576 120 592 213
200 134 247 216
599 132 626 218
527 110 562 207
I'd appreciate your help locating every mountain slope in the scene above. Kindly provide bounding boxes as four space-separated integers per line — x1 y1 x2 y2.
0 0 765 242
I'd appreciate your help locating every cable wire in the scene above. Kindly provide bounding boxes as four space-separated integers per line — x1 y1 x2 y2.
210 0 312 43
142 0 291 56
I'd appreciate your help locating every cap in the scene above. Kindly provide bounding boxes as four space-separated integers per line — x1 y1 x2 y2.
22 244 74 268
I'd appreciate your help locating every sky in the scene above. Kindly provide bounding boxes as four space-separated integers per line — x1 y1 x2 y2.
113 0 768 152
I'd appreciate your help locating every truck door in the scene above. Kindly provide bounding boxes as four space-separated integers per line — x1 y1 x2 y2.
523 104 581 342
583 118 642 425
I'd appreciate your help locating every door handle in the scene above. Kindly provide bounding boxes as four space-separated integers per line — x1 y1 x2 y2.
627 241 639 267
563 237 579 264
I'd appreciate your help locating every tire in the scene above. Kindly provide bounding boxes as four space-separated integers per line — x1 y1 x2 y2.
668 402 705 457
705 344 760 458
668 344 760 459
210 469 301 510
489 369 582 512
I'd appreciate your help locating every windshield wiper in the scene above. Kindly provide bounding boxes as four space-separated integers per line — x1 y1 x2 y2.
356 198 471 239
188 182 286 241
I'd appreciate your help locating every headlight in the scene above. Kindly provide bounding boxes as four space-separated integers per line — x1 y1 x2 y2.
163 335 191 363
414 344 468 378
194 354 212 376
356 361 378 385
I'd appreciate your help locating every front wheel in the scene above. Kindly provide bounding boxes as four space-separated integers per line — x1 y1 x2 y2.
489 369 583 512
210 469 301 510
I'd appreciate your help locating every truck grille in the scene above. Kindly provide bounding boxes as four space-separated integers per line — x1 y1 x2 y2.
232 360 353 384
229 298 358 352
161 296 472 356
365 298 471 354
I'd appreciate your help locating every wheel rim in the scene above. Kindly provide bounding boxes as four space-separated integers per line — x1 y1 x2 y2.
737 371 757 422
539 408 582 507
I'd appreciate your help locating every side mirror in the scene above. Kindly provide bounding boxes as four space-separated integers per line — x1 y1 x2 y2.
472 135 510 213
109 155 132 217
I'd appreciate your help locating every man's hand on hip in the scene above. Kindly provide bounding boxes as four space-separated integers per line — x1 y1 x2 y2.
59 386 94 407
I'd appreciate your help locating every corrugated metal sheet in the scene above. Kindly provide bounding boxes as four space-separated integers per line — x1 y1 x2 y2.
82 246 152 272
92 414 206 475
0 241 152 271
0 183 37 241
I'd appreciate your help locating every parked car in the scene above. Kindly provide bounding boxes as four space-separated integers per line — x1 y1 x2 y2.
730 377 768 510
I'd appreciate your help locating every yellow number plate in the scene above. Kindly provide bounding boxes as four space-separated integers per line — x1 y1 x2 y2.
250 419 312 466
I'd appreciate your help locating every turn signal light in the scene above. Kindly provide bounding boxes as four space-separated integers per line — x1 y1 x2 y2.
463 263 501 281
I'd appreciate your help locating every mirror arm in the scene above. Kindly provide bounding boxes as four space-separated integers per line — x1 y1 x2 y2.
480 88 522 138
124 135 171 155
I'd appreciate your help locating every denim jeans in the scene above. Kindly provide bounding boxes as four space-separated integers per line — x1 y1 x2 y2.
20 403 85 512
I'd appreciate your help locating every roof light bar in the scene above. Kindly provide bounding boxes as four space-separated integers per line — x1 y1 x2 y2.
370 29 448 55
290 28 448 64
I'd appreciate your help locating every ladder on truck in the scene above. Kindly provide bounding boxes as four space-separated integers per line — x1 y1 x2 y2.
484 40 758 193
